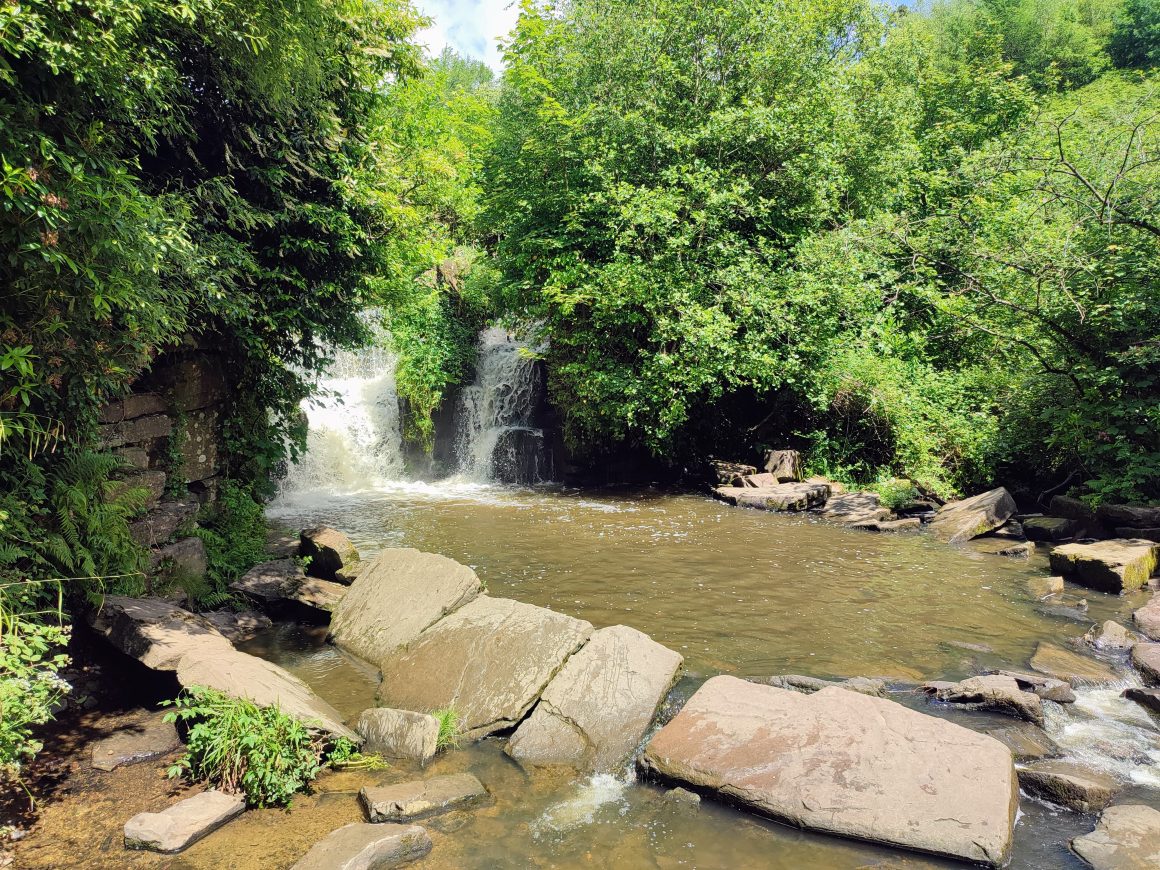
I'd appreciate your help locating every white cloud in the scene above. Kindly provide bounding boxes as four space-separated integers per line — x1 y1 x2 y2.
413 0 520 71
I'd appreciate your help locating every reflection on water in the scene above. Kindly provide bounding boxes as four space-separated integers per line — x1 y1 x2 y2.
248 484 1160 869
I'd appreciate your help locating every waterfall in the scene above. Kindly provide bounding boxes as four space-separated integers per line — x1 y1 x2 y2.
454 327 551 484
278 345 405 496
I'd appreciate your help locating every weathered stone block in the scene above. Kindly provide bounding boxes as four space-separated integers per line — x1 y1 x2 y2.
1017 761 1119 813
355 709 440 763
929 487 1016 543
1022 516 1077 542
99 393 167 423
291 823 431 870
1049 539 1159 593
124 790 244 853
1071 804 1160 870
300 526 359 581
99 414 173 449
360 774 487 822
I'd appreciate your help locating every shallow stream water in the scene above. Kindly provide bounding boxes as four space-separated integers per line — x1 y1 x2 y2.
238 481 1160 869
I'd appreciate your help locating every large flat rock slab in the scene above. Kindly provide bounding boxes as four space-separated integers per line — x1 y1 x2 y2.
639 675 1017 866
819 491 892 525
1071 804 1160 869
929 487 1016 543
360 773 487 822
291 823 431 870
713 481 830 512
377 596 592 740
1049 539 1159 593
124 790 244 853
330 548 483 669
177 648 357 741
91 714 181 771
507 625 683 771
90 596 234 671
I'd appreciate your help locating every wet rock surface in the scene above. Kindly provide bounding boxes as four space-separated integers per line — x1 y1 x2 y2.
929 487 1016 544
377 596 592 740
763 673 887 696
360 774 487 822
330 548 483 669
124 790 245 853
1016 761 1120 813
639 675 1018 866
300 526 360 581
1122 686 1160 714
1085 621 1140 652
290 823 431 870
507 624 683 771
1129 642 1160 686
1030 641 1119 685
984 723 1063 761
922 674 1044 725
993 669 1076 703
712 481 830 511
1049 539 1160 593
1070 804 1160 869
355 709 440 763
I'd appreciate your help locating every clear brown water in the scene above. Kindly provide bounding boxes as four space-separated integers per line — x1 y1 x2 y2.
241 483 1160 869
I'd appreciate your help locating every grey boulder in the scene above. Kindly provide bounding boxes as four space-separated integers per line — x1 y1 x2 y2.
360 773 487 822
507 624 683 771
291 823 431 870
1071 804 1160 869
124 790 244 853
1017 760 1120 813
356 708 440 763
929 487 1016 544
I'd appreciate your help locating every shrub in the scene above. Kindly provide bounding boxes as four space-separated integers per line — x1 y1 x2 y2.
874 478 921 511
191 482 268 608
0 581 70 791
431 707 461 751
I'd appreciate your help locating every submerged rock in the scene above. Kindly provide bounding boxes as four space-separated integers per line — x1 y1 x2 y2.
1070 804 1160 870
507 624 683 772
1133 594 1160 641
921 675 1044 725
1028 576 1066 599
713 481 830 511
1030 641 1119 685
91 714 181 772
360 773 487 822
300 526 359 581
1122 687 1160 714
377 596 592 740
663 787 701 808
1017 761 1120 813
929 487 1016 544
298 822 431 870
355 709 440 763
764 674 886 697
1048 539 1159 593
330 548 483 669
639 675 1017 867
291 823 431 870
984 723 1063 761
124 790 245 853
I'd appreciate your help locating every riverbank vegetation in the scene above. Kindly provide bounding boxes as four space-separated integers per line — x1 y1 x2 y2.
0 0 1157 783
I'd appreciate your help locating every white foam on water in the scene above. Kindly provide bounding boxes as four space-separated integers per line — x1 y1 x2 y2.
530 773 631 837
1043 679 1160 788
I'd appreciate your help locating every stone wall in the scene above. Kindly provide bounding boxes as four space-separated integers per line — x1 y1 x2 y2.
99 351 229 572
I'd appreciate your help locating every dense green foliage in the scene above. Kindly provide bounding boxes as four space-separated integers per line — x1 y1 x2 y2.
164 686 332 808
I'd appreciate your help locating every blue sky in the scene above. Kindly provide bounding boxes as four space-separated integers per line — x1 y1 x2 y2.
413 0 520 70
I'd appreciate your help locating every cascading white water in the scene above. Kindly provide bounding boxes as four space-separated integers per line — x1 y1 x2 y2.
278 345 405 497
454 327 550 483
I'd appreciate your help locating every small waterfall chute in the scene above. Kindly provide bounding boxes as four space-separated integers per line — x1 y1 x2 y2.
454 327 552 484
278 344 405 497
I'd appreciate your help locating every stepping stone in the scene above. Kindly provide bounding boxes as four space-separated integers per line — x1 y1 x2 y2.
1133 594 1160 641
124 790 245 853
921 675 1043 725
507 625 683 771
230 559 347 612
820 491 892 525
376 596 592 740
360 773 487 823
1017 761 1120 813
1049 539 1159 593
330 548 483 670
712 481 830 511
1023 516 1077 542
1030 642 1119 685
91 714 181 771
1071 804 1160 869
355 709 440 763
300 526 360 581
1130 643 1160 686
849 517 922 533
1085 621 1139 652
291 823 431 870
640 676 1017 867
929 487 1016 544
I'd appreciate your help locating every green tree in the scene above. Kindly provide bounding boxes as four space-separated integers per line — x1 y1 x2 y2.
1110 0 1160 67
